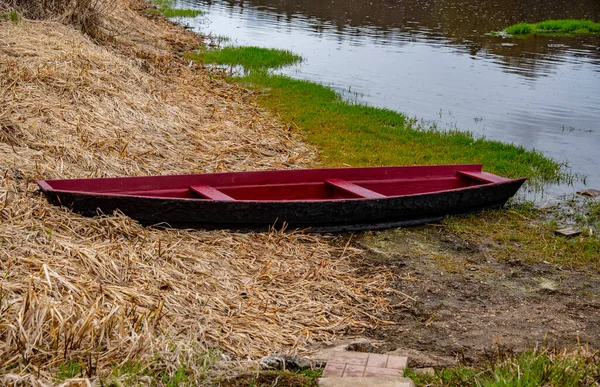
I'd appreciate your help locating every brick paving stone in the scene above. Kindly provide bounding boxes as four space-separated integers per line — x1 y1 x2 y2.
366 353 389 368
342 364 366 377
319 377 415 387
322 362 345 378
386 355 408 370
322 351 409 380
364 366 403 377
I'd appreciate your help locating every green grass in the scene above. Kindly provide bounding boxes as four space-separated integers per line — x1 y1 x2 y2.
590 201 600 219
405 348 600 386
235 72 567 185
444 198 600 267
148 0 203 18
56 360 83 381
0 10 20 22
182 41 595 387
502 19 600 36
186 46 302 71
72 348 218 385
299 368 324 380
185 43 568 185
185 44 599 266
220 369 322 386
105 360 196 386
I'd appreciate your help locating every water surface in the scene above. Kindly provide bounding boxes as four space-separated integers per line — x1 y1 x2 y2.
179 0 600 193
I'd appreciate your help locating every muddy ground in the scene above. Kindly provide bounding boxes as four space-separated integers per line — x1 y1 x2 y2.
342 225 600 368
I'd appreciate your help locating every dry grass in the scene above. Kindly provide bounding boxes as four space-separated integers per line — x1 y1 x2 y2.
0 2 404 384
0 0 117 38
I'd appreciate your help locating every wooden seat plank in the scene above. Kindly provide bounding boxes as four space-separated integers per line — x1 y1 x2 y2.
325 179 386 199
458 171 508 184
190 185 235 201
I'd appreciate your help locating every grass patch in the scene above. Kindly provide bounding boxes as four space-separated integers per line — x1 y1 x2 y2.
186 46 302 71
219 369 322 387
501 19 600 36
148 0 203 18
106 359 321 386
405 347 600 386
56 359 83 381
0 10 20 23
104 351 217 385
235 72 567 185
444 197 600 267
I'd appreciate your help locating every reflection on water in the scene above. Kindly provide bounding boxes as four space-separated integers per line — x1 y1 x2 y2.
179 0 600 193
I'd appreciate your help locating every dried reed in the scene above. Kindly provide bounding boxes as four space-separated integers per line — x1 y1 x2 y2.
0 1 405 383
0 0 118 38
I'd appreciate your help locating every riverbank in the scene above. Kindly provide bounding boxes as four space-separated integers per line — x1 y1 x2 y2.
0 1 396 384
191 47 600 266
1 0 598 385
153 2 600 384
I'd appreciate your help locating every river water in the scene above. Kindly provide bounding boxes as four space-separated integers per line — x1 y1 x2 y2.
178 0 600 194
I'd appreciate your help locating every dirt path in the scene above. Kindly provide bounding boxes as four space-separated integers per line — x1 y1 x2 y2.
350 226 600 367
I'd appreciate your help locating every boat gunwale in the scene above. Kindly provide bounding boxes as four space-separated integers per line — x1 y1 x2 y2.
36 163 486 187
37 176 527 204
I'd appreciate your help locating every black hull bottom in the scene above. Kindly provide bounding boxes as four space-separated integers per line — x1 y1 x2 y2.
40 180 523 233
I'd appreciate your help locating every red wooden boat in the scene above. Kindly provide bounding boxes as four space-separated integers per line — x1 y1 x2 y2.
37 164 525 232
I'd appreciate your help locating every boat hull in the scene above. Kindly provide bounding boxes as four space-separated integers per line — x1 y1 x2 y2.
38 167 525 232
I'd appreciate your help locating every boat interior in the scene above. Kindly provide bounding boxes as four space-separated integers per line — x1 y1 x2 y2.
51 170 508 201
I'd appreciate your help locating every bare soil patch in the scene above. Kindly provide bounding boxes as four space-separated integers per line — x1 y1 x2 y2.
350 225 600 367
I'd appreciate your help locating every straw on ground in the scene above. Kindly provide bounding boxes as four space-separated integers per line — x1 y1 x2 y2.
0 1 404 383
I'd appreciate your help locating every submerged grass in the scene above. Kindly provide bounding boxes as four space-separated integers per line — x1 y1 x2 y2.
148 0 203 18
405 347 600 387
502 19 600 36
187 46 302 71
236 72 566 185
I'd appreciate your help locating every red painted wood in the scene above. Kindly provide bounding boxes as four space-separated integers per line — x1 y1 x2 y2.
37 164 527 231
325 179 387 199
37 164 522 202
120 188 193 198
218 182 357 200
361 177 468 196
190 185 235 201
216 177 464 200
42 164 484 194
72 177 472 200
458 171 509 184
